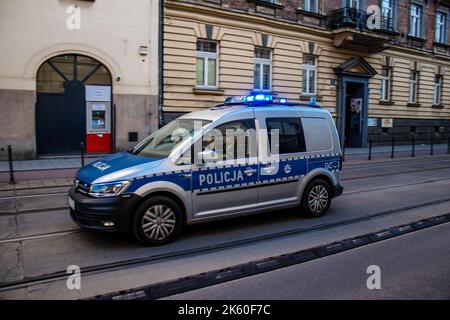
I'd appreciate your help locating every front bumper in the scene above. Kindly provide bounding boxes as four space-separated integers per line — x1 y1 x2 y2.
68 187 142 233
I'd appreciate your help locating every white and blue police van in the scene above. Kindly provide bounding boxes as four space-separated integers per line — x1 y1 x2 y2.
68 94 343 245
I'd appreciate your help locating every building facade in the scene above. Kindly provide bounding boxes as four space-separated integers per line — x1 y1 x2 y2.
162 0 450 147
0 0 160 159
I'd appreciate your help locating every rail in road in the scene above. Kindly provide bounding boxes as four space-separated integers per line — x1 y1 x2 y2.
1 173 450 237
1 195 450 292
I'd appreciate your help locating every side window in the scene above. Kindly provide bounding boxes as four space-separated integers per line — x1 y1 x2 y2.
266 118 306 154
203 119 257 161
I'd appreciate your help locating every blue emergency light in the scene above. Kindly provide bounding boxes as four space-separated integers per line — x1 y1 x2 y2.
224 94 276 104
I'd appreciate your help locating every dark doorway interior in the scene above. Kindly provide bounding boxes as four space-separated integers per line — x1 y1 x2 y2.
345 82 365 148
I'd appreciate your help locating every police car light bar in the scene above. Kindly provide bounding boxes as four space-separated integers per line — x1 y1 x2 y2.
222 95 321 108
224 94 273 104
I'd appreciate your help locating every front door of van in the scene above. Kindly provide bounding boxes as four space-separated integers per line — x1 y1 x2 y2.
191 119 259 219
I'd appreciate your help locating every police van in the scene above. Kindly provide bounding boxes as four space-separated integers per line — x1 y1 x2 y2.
68 94 343 245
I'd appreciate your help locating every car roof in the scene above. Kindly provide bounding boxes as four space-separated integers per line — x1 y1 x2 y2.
179 103 330 122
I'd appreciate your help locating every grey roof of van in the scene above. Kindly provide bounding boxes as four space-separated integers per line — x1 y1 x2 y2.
179 104 330 122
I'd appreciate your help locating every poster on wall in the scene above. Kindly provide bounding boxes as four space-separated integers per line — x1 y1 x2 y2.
381 118 394 128
349 98 363 134
368 118 378 127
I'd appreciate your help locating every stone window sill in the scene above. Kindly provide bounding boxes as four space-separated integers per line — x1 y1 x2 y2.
432 104 444 109
296 9 326 19
246 0 284 10
379 100 394 105
407 102 421 107
433 41 450 48
300 94 323 102
407 35 426 42
193 88 224 95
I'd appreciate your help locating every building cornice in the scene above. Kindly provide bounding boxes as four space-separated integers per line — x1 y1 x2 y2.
164 0 332 40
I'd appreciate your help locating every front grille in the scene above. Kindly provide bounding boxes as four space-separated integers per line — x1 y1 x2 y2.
70 208 116 229
76 180 90 194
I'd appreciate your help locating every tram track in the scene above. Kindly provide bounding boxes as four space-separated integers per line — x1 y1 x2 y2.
342 165 450 181
1 195 450 292
343 153 450 166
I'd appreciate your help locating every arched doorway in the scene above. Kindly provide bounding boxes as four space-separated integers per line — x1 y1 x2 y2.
36 54 112 155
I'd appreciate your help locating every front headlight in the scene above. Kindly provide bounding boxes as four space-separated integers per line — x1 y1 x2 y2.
88 181 130 198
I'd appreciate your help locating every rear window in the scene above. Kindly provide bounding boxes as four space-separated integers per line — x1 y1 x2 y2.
266 118 306 154
302 117 333 152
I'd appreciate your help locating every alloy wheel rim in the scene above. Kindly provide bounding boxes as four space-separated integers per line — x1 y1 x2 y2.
141 204 176 241
308 185 329 213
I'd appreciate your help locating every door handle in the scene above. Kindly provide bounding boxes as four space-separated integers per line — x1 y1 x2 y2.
244 168 257 176
180 173 192 179
261 166 276 175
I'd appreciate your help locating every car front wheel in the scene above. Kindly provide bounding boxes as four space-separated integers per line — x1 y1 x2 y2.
132 196 183 245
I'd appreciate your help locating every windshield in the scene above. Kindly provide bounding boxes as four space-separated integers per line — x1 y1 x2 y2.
131 119 211 158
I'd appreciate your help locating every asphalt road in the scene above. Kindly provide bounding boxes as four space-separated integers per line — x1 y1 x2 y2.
168 223 450 300
0 155 450 299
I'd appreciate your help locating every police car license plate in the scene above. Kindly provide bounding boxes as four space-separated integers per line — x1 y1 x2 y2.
68 196 75 210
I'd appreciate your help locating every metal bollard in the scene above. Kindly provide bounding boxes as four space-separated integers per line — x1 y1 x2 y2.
342 138 346 162
391 136 395 159
447 137 450 155
430 135 434 156
368 138 373 161
80 142 85 167
411 135 416 158
7 145 15 185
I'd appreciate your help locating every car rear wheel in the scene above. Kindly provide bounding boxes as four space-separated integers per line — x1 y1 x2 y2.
301 179 332 218
132 196 183 245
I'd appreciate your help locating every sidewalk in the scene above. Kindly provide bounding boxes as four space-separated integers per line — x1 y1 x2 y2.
0 177 74 191
0 156 100 172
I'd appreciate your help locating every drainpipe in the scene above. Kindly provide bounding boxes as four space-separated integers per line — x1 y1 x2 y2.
157 0 164 128
336 77 344 149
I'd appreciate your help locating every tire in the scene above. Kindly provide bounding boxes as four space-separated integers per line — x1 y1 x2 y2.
301 179 332 218
132 196 183 245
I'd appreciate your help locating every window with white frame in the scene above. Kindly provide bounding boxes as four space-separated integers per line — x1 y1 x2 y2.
380 66 391 102
303 0 319 13
196 40 218 88
381 0 394 30
434 74 443 105
302 54 317 95
409 70 419 103
410 3 423 37
436 11 448 43
254 47 272 91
